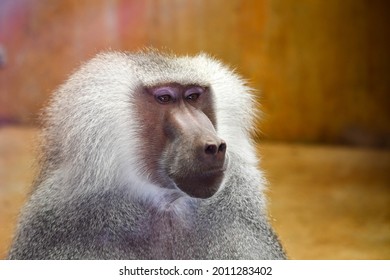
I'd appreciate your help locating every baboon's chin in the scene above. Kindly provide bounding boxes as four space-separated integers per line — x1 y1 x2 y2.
173 171 225 199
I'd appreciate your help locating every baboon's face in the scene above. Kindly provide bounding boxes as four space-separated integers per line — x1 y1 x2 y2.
135 83 227 198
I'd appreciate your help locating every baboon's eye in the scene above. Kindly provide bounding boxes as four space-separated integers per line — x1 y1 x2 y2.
185 87 204 102
186 93 200 101
153 87 176 104
156 94 173 104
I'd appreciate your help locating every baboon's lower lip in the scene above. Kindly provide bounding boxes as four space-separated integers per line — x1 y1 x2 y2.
194 167 226 178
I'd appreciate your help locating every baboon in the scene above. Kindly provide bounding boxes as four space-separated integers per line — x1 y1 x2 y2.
8 51 286 259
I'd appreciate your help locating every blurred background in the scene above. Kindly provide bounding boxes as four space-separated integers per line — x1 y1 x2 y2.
0 0 389 259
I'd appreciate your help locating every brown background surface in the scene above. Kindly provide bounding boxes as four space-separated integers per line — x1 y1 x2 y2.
1 0 389 146
0 0 389 259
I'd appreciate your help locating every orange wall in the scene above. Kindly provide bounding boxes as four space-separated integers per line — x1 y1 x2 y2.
0 0 389 146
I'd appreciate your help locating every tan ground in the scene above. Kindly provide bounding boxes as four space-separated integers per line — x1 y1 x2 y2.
0 126 389 259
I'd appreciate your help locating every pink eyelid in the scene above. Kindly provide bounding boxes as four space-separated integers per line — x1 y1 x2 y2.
184 87 205 98
153 87 176 98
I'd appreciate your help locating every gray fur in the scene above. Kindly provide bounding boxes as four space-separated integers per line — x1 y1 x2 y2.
8 51 286 259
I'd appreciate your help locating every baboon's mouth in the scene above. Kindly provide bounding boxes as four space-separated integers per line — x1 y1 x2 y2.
195 154 229 178
173 170 225 199
195 167 226 177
